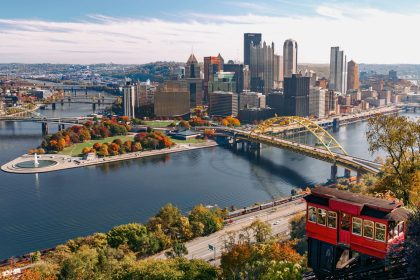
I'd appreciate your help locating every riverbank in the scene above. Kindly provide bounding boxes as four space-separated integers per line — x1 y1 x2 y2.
1 140 218 174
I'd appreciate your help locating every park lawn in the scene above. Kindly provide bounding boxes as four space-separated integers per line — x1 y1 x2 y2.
144 121 177 128
59 135 134 157
169 137 205 144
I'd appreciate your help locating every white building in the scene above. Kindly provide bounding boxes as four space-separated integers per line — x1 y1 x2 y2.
122 82 135 118
309 87 326 118
329 47 347 94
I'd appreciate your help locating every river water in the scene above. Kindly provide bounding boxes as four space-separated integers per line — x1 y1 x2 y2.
0 101 417 259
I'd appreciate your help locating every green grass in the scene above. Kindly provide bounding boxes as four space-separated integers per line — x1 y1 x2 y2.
59 135 134 157
169 137 205 144
144 121 177 128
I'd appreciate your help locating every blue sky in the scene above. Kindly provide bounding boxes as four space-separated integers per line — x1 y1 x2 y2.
0 0 419 64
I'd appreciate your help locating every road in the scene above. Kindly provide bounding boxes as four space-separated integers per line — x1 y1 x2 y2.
153 199 306 264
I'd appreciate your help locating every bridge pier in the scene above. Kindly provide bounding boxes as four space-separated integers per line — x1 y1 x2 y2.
51 103 56 110
344 168 351 178
58 123 65 131
330 163 337 181
92 103 96 111
333 118 340 132
41 122 49 136
60 99 64 105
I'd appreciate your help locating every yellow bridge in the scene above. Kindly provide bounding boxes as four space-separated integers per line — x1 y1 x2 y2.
215 116 382 177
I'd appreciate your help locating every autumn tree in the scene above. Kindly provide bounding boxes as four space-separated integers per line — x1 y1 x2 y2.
366 114 420 204
188 204 224 236
289 213 307 254
247 219 272 243
147 203 193 241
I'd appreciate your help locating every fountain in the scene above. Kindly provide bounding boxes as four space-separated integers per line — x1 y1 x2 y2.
15 153 57 169
34 153 39 167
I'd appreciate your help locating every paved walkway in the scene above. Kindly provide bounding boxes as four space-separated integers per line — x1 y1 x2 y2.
1 141 218 174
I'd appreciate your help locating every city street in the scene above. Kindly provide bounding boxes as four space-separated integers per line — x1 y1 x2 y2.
153 199 306 264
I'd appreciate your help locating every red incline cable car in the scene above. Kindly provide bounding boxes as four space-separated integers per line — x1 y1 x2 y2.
304 186 409 276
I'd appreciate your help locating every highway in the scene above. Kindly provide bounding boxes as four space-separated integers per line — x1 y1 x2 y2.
153 199 306 264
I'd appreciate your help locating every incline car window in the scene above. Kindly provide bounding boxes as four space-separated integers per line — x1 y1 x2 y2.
375 223 386 242
308 206 317 223
317 208 326 226
363 220 374 239
352 217 362 236
327 211 337 228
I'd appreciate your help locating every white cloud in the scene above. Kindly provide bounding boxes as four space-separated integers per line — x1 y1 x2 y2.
0 5 418 64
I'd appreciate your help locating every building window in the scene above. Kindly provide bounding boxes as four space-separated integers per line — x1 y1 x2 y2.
327 211 337 228
317 208 326 226
352 217 362 236
363 220 374 239
341 213 350 231
308 206 317 223
375 223 386 242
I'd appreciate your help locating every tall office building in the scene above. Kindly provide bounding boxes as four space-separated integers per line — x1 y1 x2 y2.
244 33 262 66
154 80 190 118
329 47 347 93
309 87 326 118
208 91 238 117
122 81 135 118
283 74 310 117
273 54 283 89
223 61 244 94
203 54 224 103
243 65 250 90
185 54 204 107
283 39 298 78
347 60 359 91
208 71 237 93
249 41 275 94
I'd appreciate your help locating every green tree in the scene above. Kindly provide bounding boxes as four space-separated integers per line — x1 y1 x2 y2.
248 219 272 243
188 204 224 236
165 242 188 258
107 223 154 255
289 213 307 254
366 114 420 204
148 203 192 241
261 261 303 280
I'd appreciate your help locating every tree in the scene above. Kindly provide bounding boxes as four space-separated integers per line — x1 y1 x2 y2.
107 223 154 255
366 115 420 204
178 120 191 129
248 219 272 243
289 213 307 254
147 203 192 241
165 242 188 258
188 205 224 236
261 261 303 280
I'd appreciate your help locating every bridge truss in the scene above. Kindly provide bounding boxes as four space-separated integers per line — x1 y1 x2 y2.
250 116 348 157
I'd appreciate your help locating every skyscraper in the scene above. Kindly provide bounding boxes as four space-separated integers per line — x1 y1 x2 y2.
223 61 244 94
122 81 135 118
329 47 347 93
283 39 298 78
244 33 262 66
249 41 274 94
185 54 204 107
283 74 310 117
273 54 283 89
347 60 359 91
204 54 224 103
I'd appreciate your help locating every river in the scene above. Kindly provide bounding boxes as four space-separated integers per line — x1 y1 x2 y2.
0 101 417 259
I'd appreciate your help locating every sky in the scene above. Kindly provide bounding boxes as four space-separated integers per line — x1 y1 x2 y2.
0 0 419 64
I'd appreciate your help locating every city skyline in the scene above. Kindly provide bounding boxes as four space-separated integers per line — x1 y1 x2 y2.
1 0 420 64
